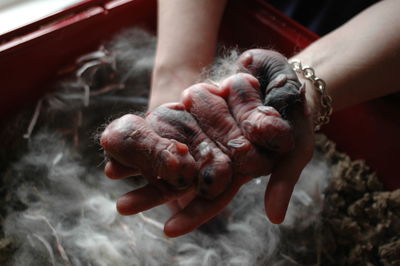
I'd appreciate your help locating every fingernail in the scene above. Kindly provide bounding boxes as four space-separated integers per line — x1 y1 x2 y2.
257 106 280 117
160 150 178 169
242 120 255 134
199 141 212 159
240 52 253 68
266 74 288 92
172 140 189 154
227 138 246 149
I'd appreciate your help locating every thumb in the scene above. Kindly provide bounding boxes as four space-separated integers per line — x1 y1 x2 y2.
264 138 313 224
264 158 301 224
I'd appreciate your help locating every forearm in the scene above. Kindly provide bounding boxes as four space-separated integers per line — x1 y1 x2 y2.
293 0 400 111
150 0 227 109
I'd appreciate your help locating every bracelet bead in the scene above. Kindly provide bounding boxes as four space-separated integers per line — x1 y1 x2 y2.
289 59 333 131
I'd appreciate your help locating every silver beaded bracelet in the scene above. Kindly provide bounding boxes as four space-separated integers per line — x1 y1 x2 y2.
289 59 333 131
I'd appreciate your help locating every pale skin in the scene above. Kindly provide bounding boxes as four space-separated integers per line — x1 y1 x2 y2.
149 0 228 110
102 0 400 237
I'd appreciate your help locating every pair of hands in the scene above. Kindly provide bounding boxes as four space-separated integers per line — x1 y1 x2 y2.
100 49 315 237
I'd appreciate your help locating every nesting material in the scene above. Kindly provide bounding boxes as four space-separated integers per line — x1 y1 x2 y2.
0 28 398 265
317 140 400 265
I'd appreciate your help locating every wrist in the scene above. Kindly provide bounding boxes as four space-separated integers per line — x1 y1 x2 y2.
149 64 201 111
298 75 321 121
290 60 333 131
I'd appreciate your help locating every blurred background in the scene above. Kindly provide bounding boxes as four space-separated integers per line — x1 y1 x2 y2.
0 0 83 35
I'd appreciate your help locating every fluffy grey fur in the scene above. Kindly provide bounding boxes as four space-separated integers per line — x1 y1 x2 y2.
3 132 330 266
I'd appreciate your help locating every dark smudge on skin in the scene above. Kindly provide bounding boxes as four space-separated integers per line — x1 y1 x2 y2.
200 188 208 196
178 177 187 188
155 108 198 139
263 79 303 120
231 76 251 101
202 166 214 185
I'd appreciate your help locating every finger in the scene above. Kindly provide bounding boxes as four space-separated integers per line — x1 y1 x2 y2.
163 179 246 237
220 73 294 152
104 159 140 179
147 103 232 198
167 189 197 214
182 83 253 157
264 115 314 224
100 114 196 188
176 190 197 209
117 182 195 215
237 49 303 120
181 83 274 178
264 157 302 224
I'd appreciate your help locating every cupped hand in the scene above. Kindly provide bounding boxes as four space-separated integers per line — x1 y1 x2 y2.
100 49 315 237
238 49 315 223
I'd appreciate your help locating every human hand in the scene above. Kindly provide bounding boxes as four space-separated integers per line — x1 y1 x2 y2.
100 49 315 236
237 49 315 223
101 75 290 236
